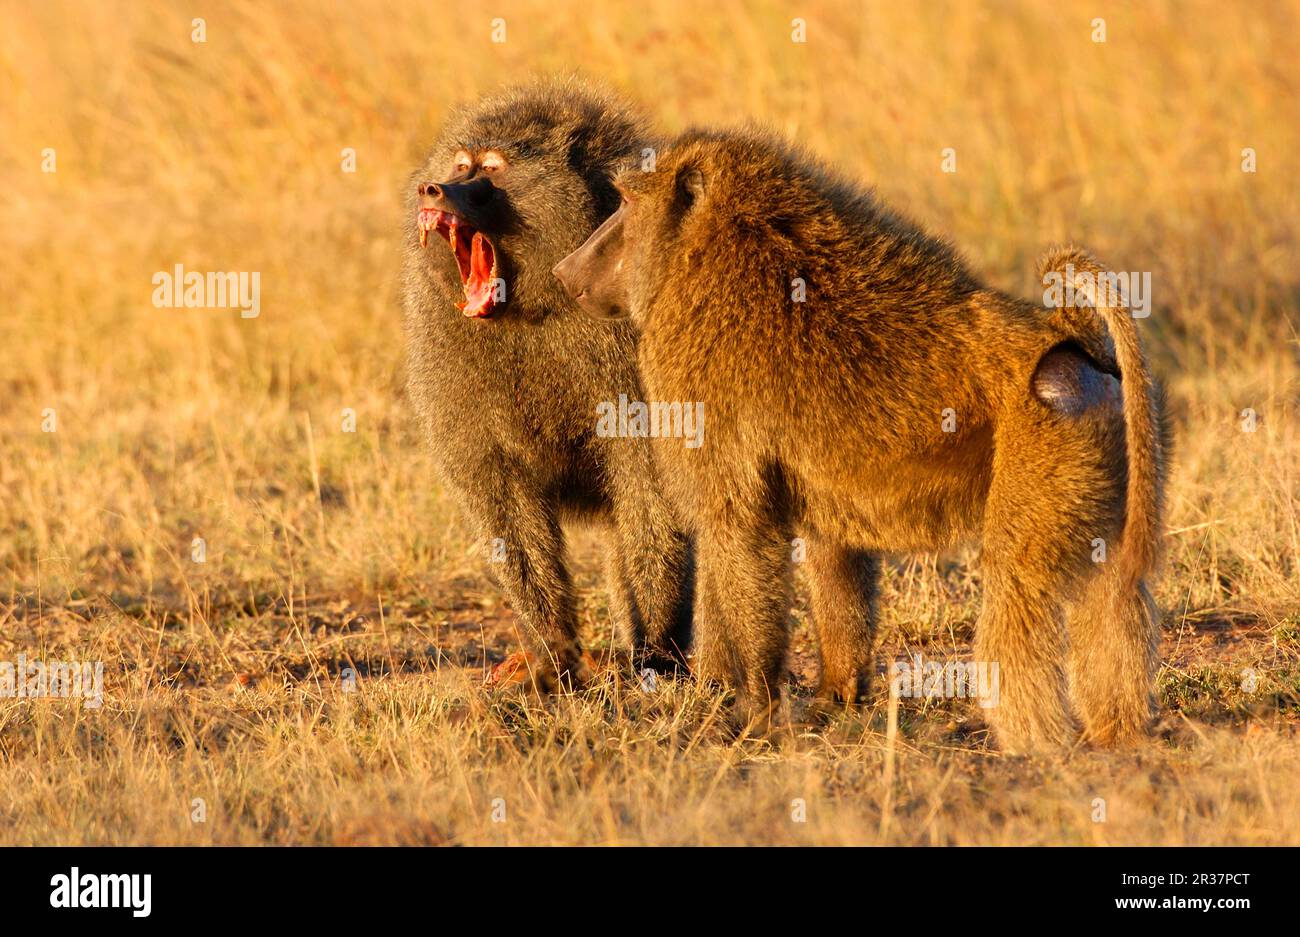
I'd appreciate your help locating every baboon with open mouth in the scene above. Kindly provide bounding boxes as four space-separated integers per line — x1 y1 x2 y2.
401 79 693 689
555 127 1170 752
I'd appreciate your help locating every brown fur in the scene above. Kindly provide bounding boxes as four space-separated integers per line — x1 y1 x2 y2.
400 79 693 688
581 127 1169 751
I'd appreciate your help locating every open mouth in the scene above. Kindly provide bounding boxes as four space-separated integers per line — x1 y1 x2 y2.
417 208 498 317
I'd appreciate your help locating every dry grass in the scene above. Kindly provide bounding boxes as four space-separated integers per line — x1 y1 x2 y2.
0 0 1297 844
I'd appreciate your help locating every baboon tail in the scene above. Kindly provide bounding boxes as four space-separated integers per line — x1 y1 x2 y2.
1038 246 1162 587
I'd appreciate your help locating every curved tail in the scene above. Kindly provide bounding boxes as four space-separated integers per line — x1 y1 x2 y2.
1038 246 1164 586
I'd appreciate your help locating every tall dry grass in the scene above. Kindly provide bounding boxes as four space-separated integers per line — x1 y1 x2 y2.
0 0 1296 844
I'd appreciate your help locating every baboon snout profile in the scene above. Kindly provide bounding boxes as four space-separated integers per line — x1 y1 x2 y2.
557 128 1170 752
413 156 508 316
552 205 629 320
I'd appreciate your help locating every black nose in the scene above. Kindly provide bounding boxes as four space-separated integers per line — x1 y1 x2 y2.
419 176 496 212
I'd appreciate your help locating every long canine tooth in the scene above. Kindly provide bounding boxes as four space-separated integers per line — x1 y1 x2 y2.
419 225 428 248
449 221 458 255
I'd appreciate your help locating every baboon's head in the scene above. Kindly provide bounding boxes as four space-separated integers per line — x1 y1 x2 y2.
410 79 648 320
556 128 832 327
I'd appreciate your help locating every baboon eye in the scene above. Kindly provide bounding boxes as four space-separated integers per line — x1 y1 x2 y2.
452 150 473 173
481 153 505 173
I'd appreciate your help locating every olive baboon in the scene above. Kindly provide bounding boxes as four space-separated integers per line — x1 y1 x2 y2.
401 79 692 688
555 128 1169 752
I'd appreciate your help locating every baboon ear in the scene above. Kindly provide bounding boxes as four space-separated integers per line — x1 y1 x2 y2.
675 166 705 211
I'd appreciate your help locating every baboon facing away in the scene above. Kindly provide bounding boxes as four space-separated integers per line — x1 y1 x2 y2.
555 128 1170 752
401 79 692 687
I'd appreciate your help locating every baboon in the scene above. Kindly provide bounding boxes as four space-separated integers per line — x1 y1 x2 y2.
554 127 1170 751
401 78 692 689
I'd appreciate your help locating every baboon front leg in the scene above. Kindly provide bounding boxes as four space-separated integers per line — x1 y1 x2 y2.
806 539 880 705
1067 571 1158 745
459 469 582 690
696 515 792 728
606 512 693 669
604 447 694 669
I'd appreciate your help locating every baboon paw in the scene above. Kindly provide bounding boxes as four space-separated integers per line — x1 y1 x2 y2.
733 694 783 738
484 651 540 691
484 650 594 694
991 719 1077 757
1080 713 1152 748
814 672 869 708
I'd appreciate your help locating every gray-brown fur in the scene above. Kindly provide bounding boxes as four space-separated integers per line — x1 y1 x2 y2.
558 127 1170 750
400 79 692 686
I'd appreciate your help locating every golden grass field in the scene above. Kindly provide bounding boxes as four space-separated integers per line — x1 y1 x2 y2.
1 0 1297 845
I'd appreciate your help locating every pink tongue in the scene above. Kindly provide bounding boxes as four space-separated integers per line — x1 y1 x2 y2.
470 232 490 283
463 233 494 316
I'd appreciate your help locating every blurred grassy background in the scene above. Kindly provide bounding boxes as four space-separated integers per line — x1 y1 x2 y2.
0 0 1296 844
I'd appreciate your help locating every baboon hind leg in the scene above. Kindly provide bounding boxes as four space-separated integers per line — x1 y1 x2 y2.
1035 343 1157 745
973 418 1112 753
806 538 880 705
688 555 738 688
1066 569 1158 745
972 567 1075 753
